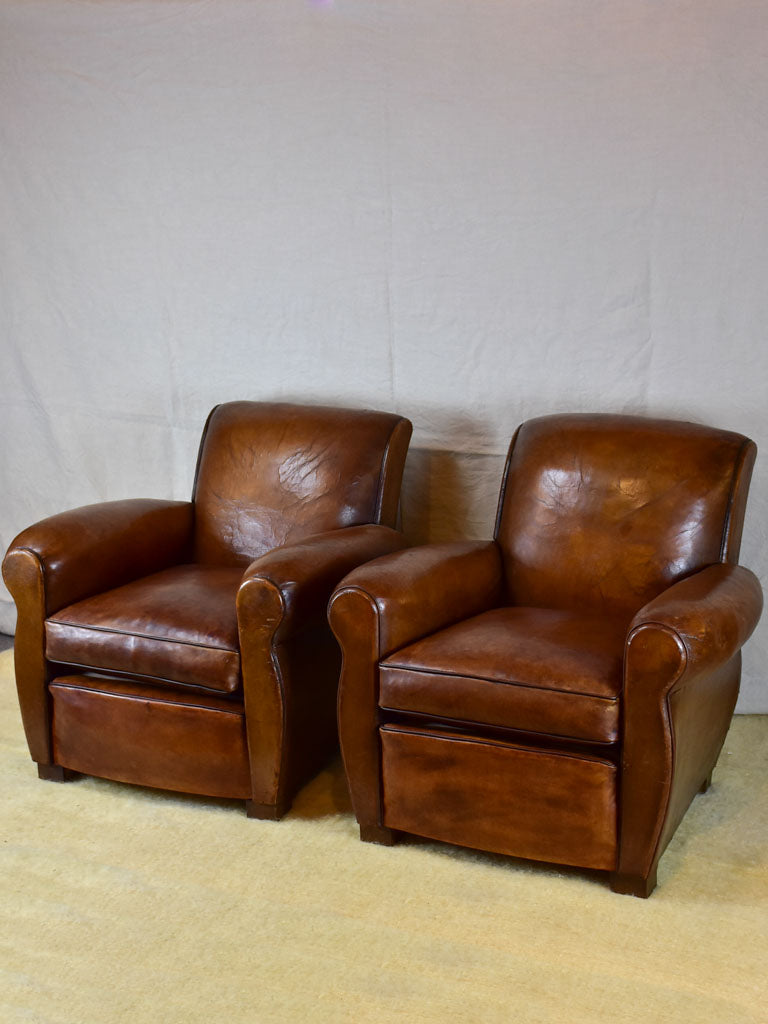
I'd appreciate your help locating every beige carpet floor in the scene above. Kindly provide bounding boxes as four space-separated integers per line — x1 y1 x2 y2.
1 649 766 1023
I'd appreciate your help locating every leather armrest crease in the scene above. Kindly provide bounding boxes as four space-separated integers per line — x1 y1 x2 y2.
3 499 194 615
237 524 409 643
628 563 763 685
329 540 504 658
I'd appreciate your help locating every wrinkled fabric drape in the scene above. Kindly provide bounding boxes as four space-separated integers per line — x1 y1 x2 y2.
1 0 766 708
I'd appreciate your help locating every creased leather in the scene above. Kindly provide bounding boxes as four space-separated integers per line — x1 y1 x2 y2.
331 413 762 895
46 564 244 692
193 402 411 566
237 523 408 807
5 499 194 615
331 541 504 659
3 401 412 815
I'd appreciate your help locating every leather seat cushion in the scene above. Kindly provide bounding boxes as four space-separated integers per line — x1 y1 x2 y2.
46 564 243 693
379 607 626 743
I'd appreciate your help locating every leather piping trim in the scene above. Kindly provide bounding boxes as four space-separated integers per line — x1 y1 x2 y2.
242 575 288 800
13 546 51 616
50 678 245 716
380 723 618 768
623 620 687 878
719 437 753 564
46 620 238 654
379 707 619 746
379 664 620 702
493 424 522 541
329 584 387 827
373 417 406 524
190 403 220 502
47 660 242 695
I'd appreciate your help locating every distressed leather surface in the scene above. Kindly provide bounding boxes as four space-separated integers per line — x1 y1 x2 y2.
4 401 412 812
380 606 627 742
46 564 244 693
193 402 411 566
496 414 755 619
332 413 761 894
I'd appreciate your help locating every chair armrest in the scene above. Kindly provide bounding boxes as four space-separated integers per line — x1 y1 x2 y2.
617 563 762 891
2 499 194 615
236 524 408 642
628 563 763 685
329 541 503 659
235 524 408 811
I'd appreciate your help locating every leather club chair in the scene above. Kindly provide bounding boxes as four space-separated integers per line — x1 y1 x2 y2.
3 401 412 819
329 413 762 896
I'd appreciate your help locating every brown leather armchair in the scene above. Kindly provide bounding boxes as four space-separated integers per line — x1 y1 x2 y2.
3 401 411 819
329 414 762 896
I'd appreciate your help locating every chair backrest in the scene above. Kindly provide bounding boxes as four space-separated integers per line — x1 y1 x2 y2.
495 413 755 620
192 402 412 566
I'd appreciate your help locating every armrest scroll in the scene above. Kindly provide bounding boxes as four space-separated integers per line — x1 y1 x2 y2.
628 563 763 688
329 540 503 658
236 524 408 643
3 499 194 614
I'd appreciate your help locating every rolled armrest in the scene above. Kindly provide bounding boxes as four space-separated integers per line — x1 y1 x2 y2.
329 541 504 658
628 563 763 685
2 499 194 614
236 524 408 642
618 563 763 889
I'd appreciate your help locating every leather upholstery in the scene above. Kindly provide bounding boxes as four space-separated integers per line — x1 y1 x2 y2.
46 565 243 693
193 402 412 565
379 607 626 743
4 401 412 817
496 415 754 619
330 413 762 896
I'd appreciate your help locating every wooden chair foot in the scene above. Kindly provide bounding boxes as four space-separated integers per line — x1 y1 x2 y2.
37 763 74 782
245 799 290 821
609 868 657 898
699 771 713 794
360 823 397 846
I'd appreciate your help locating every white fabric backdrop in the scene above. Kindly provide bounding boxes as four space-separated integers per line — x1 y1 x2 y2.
1 0 766 709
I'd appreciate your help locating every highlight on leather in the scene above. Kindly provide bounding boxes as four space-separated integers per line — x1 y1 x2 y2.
330 412 762 897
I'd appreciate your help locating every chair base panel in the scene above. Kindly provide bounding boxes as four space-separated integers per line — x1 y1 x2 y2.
50 674 251 800
380 724 618 872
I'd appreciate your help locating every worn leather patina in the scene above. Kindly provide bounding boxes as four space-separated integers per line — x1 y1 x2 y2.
3 401 412 818
329 413 762 896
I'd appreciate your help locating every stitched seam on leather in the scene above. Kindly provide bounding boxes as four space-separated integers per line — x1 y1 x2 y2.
191 403 220 502
379 665 619 702
623 623 687 878
720 437 751 563
256 576 287 804
493 425 521 541
51 680 245 717
380 724 617 768
46 620 237 654
374 420 399 523
378 706 618 744
13 546 51 616
48 659 241 693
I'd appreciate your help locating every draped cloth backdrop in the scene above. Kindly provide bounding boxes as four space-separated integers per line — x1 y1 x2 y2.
1 0 766 709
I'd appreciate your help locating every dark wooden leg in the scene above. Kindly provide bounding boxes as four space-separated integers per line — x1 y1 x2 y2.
699 771 713 794
360 823 397 846
245 798 290 821
609 867 658 898
37 763 74 782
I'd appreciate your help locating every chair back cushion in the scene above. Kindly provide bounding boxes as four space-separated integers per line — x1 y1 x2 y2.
192 402 411 565
495 413 755 619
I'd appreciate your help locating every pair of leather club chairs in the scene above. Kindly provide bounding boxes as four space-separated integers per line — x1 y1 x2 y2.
3 402 762 897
